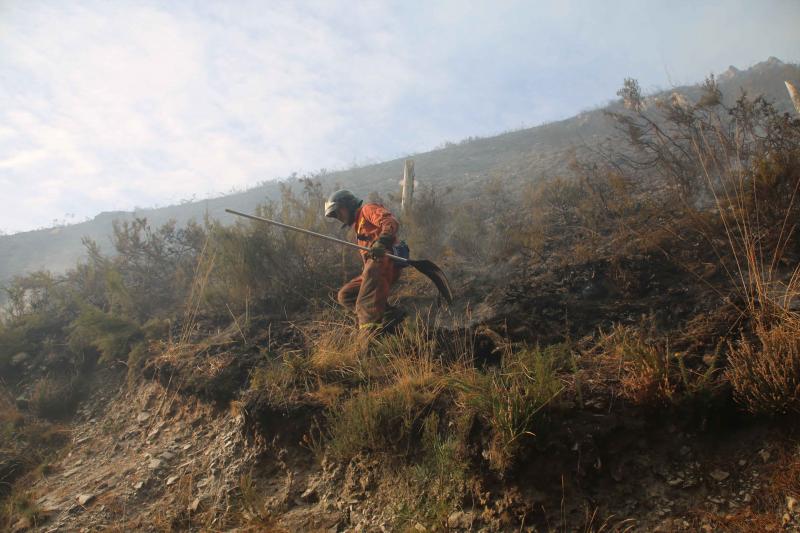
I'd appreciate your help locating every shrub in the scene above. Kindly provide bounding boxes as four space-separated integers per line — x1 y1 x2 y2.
727 320 800 415
403 185 450 260
68 305 143 364
206 181 349 318
29 376 85 420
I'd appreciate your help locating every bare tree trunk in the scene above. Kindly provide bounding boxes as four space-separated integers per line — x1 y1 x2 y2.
786 81 800 115
401 159 415 216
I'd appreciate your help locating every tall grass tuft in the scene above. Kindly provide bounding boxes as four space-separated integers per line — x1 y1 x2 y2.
455 344 564 472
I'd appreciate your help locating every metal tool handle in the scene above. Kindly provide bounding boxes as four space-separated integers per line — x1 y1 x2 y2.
225 208 409 263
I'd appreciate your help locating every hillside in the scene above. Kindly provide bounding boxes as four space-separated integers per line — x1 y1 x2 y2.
1 57 798 286
1 57 800 532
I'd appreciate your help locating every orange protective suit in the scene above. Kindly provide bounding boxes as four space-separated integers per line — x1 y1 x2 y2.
337 204 402 327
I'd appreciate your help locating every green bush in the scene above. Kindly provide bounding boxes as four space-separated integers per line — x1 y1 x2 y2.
68 305 143 364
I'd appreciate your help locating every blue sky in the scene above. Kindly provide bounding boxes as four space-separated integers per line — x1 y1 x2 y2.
0 0 798 234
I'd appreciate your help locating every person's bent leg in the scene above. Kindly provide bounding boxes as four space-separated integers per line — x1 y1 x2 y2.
337 275 362 313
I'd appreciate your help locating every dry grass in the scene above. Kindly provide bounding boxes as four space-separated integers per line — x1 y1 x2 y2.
687 99 800 417
0 490 44 531
589 322 725 410
596 324 677 406
307 314 567 480
326 371 444 459
306 320 372 383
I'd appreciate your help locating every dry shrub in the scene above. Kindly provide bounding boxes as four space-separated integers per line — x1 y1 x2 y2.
727 319 800 415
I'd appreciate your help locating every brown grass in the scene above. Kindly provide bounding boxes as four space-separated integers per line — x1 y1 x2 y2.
727 319 800 415
595 324 677 406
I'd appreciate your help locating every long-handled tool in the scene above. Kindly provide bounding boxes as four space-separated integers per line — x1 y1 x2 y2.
225 208 453 304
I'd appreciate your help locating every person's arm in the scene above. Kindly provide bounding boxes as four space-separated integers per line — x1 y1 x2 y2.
364 205 398 240
363 205 398 258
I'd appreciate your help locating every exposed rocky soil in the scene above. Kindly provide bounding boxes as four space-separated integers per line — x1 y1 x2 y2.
13 356 799 532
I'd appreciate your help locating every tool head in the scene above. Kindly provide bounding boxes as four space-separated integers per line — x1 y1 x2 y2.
407 259 454 304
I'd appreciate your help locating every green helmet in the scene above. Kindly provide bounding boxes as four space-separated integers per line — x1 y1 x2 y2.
324 189 362 224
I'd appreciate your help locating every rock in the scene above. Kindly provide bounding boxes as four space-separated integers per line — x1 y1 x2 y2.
134 481 144 490
160 451 175 461
738 459 747 467
62 467 80 479
136 412 150 423
148 459 162 470
667 477 684 487
166 475 179 486
77 493 95 506
447 511 473 529
709 469 729 481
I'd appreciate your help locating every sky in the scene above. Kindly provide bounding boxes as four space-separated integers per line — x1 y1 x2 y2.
0 0 798 234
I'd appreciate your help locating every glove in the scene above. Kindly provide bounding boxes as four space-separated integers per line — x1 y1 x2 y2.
369 235 394 259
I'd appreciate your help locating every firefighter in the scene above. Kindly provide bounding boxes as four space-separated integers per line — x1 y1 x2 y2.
324 189 402 331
